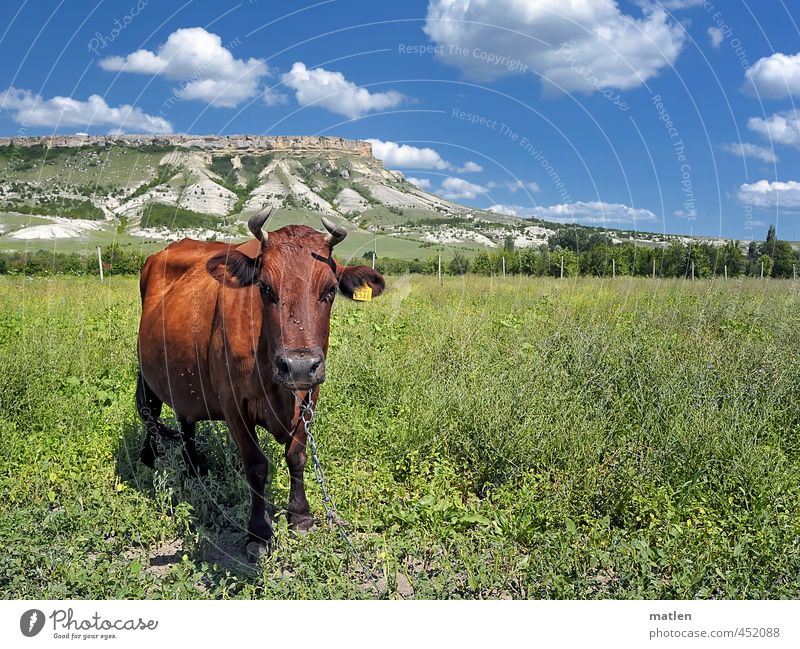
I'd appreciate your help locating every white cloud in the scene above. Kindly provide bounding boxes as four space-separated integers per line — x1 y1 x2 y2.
708 27 724 49
406 177 432 189
738 180 800 209
282 62 403 118
0 87 172 133
456 160 483 173
367 139 450 169
423 0 685 91
437 177 488 200
745 52 800 98
367 139 482 174
488 180 541 193
99 27 269 108
748 111 800 148
262 86 289 106
490 200 658 225
488 204 525 217
658 0 704 8
719 142 778 163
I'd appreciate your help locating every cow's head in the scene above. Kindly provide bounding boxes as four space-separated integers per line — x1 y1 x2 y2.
206 208 384 390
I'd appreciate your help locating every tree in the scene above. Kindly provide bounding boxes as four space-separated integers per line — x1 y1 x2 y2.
686 243 712 278
768 240 796 278
662 241 688 277
758 254 773 278
448 251 470 275
746 241 760 276
551 247 578 277
721 240 743 276
766 224 777 246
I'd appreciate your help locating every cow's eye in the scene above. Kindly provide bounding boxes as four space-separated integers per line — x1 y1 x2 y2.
259 282 277 303
321 286 337 304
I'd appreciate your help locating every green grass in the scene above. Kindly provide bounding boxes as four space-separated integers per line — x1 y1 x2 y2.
0 145 165 186
2 276 800 599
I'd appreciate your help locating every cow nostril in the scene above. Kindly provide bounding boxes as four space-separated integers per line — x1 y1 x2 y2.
310 359 321 374
277 357 291 375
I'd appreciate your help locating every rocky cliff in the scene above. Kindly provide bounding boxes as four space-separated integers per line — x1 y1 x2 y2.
0 134 375 158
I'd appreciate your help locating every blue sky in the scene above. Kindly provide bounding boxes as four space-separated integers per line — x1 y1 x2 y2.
1 0 799 240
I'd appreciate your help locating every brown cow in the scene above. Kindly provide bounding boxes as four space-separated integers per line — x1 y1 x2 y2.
135 208 385 557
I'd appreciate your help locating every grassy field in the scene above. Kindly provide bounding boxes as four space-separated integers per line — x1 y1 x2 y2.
1 275 799 599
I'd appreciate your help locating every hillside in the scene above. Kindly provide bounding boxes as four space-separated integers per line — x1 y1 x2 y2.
0 135 684 259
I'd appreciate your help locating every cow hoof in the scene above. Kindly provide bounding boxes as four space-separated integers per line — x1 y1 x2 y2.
287 513 315 534
289 522 315 537
245 541 271 562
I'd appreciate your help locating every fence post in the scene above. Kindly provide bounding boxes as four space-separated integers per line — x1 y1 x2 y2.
502 256 506 278
560 255 564 279
612 258 616 278
438 254 442 285
724 265 728 280
761 260 764 279
371 251 375 270
652 258 656 279
97 246 104 282
691 260 695 280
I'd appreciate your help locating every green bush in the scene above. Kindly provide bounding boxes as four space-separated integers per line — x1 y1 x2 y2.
1 196 104 220
140 203 221 230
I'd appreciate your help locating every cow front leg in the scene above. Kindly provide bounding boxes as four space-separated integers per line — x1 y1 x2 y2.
285 435 313 533
227 416 273 556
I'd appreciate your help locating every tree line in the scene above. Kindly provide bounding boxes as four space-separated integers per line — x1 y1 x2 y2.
378 225 798 279
0 244 147 276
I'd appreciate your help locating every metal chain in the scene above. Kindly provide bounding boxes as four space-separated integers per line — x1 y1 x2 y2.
297 391 386 598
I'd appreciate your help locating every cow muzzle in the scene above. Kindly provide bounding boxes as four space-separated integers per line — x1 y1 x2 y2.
274 348 326 389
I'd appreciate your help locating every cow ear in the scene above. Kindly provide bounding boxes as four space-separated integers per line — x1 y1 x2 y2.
337 265 385 299
206 250 260 288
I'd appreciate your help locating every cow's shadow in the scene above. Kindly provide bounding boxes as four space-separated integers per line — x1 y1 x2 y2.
116 415 288 583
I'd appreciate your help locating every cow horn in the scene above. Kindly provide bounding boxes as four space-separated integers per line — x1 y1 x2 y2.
248 207 272 243
321 217 347 246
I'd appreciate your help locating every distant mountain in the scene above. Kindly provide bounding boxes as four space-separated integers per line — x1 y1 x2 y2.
0 135 690 258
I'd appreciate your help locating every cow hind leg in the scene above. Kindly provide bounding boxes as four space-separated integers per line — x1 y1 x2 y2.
177 418 208 477
135 370 179 468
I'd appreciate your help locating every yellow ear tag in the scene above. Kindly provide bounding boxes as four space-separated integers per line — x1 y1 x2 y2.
352 283 372 302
